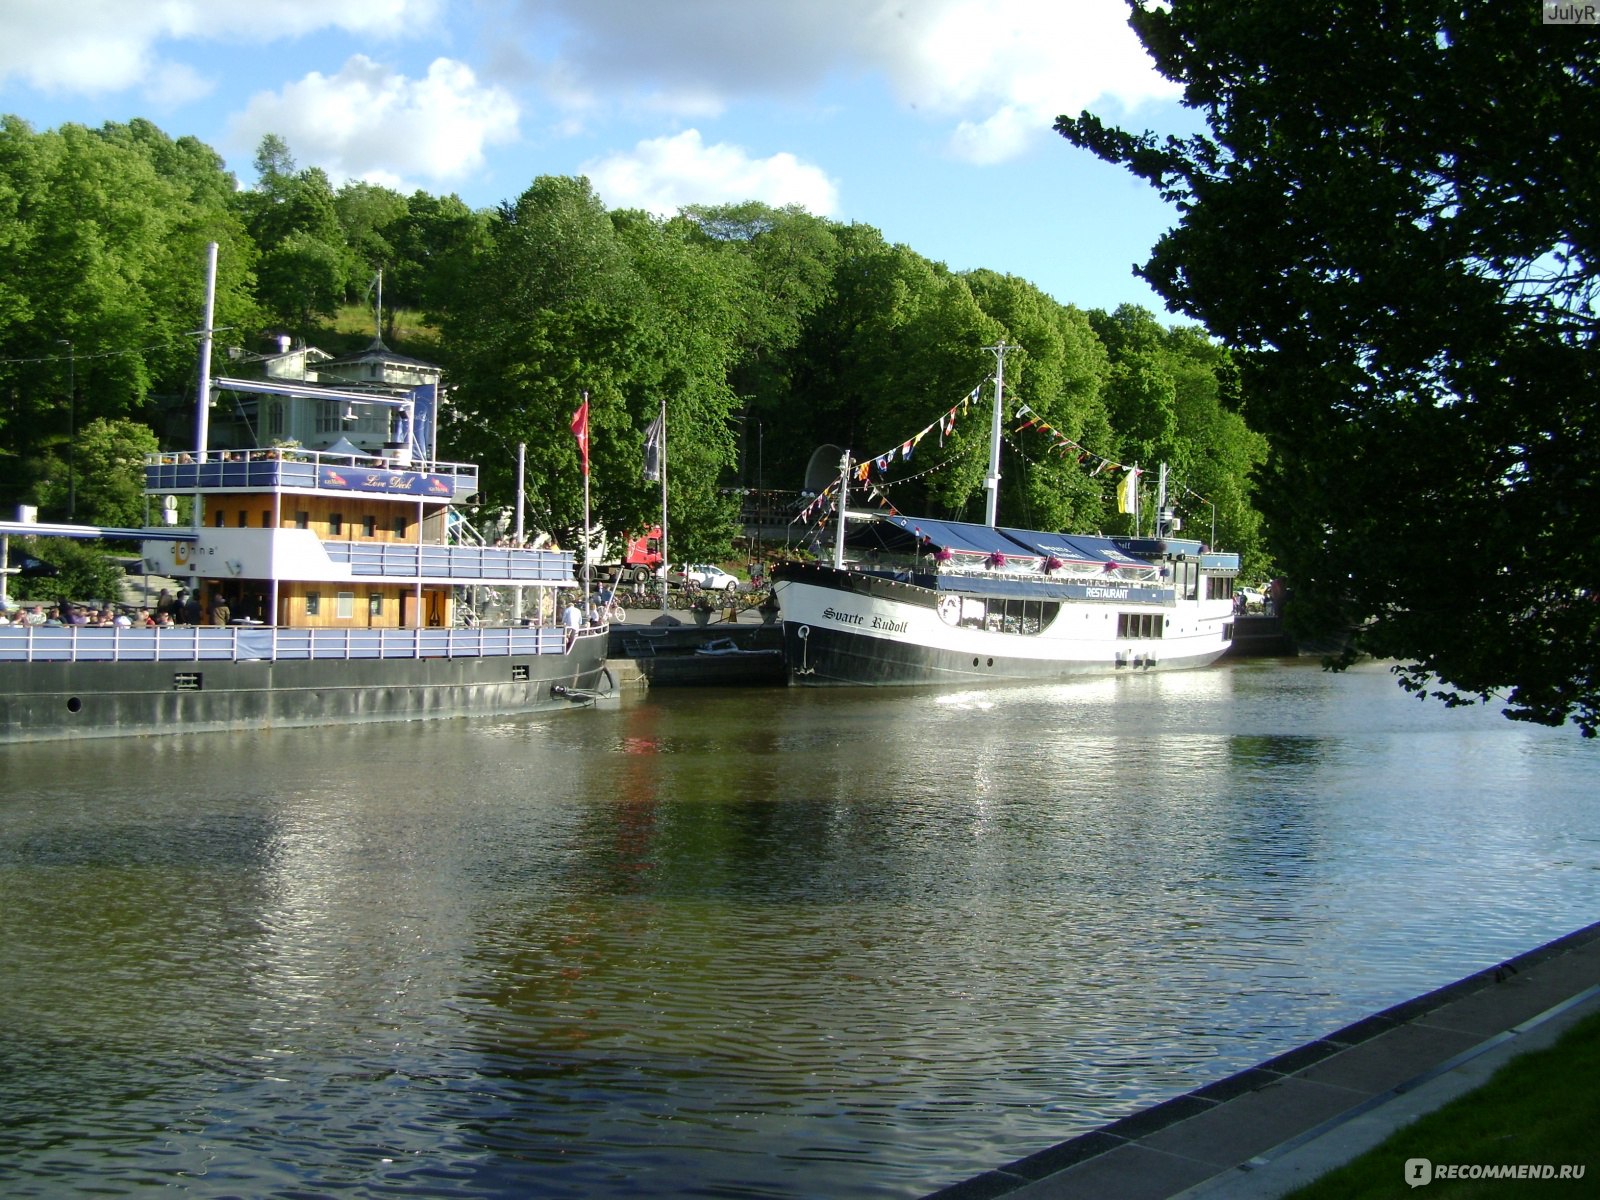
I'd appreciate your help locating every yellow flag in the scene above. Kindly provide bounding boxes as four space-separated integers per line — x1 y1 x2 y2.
1117 468 1138 514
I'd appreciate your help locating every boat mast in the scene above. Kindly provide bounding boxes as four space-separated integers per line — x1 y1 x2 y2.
1156 463 1168 539
834 449 851 569
195 240 218 465
983 340 1010 527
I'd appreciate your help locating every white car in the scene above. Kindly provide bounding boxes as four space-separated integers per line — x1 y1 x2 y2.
684 564 740 591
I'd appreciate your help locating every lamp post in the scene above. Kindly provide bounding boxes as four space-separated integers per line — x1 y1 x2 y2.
56 339 75 520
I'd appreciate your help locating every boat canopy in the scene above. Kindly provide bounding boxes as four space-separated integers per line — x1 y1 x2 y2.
847 513 1158 569
996 528 1151 568
845 514 1022 561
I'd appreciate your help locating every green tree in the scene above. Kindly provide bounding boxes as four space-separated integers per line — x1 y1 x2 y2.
5 536 125 607
237 136 355 334
438 177 744 558
393 190 491 325
778 227 1004 524
674 202 842 505
32 416 159 527
256 230 347 333
1058 1 1600 734
334 181 410 333
0 117 255 466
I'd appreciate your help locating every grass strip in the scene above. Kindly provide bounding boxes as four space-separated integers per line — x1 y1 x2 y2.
1284 1006 1600 1197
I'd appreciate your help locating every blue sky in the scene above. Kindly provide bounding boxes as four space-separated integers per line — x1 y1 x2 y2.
1 0 1199 317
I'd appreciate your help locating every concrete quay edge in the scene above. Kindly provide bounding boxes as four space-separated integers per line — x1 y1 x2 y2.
924 920 1600 1200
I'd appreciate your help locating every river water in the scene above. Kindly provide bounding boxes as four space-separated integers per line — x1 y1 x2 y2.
2 659 1597 1198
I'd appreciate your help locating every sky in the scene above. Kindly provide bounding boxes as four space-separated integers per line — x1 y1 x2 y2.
0 0 1201 317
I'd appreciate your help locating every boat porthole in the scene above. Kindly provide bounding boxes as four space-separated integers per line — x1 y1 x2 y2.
987 658 994 667
973 658 980 667
66 697 82 714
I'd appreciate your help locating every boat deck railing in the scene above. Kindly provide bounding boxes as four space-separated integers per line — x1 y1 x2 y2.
323 542 574 581
143 448 478 499
0 623 592 664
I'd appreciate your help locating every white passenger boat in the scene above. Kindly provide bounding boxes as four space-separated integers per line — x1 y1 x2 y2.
0 250 607 742
771 345 1240 686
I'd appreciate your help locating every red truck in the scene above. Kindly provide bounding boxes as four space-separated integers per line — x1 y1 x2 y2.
607 526 664 583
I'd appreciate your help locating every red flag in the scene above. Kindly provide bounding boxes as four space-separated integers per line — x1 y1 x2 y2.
570 398 590 476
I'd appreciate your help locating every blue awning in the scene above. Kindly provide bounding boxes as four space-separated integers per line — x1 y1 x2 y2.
996 528 1154 567
845 513 1163 569
846 514 1028 560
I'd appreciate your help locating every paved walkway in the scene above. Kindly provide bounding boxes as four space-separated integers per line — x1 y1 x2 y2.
927 922 1600 1200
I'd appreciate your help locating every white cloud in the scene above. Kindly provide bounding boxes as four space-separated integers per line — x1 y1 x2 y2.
580 130 840 217
228 56 520 188
0 0 446 94
891 0 1180 162
143 62 216 110
516 0 1178 162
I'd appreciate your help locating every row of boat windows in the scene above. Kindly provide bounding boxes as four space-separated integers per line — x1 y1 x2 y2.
938 595 1062 635
1118 612 1165 639
934 595 1170 640
210 510 407 538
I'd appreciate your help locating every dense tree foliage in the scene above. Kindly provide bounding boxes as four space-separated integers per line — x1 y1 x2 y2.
1058 1 1598 733
0 116 256 455
1 116 1273 582
4 536 125 608
30 416 160 529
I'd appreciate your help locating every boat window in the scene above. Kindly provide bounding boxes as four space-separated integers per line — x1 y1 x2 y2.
392 517 407 538
329 513 343 536
238 509 247 529
336 592 354 619
1169 559 1198 600
940 594 1057 635
293 511 308 529
369 593 383 616
305 591 320 616
1117 612 1165 639
213 510 225 528
362 516 376 538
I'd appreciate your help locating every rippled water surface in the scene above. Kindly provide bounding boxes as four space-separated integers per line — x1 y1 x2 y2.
2 659 1597 1197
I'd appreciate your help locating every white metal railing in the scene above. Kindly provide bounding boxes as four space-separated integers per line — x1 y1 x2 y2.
323 542 574 581
143 447 479 499
0 623 585 663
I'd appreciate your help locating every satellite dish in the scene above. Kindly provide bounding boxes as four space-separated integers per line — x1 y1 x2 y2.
803 444 846 494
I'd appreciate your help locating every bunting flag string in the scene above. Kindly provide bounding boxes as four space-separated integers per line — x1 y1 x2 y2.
852 380 989 478
1011 402 1133 479
1005 417 1215 525
789 434 983 533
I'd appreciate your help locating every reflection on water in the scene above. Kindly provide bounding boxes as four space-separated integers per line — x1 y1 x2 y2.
2 659 1597 1197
